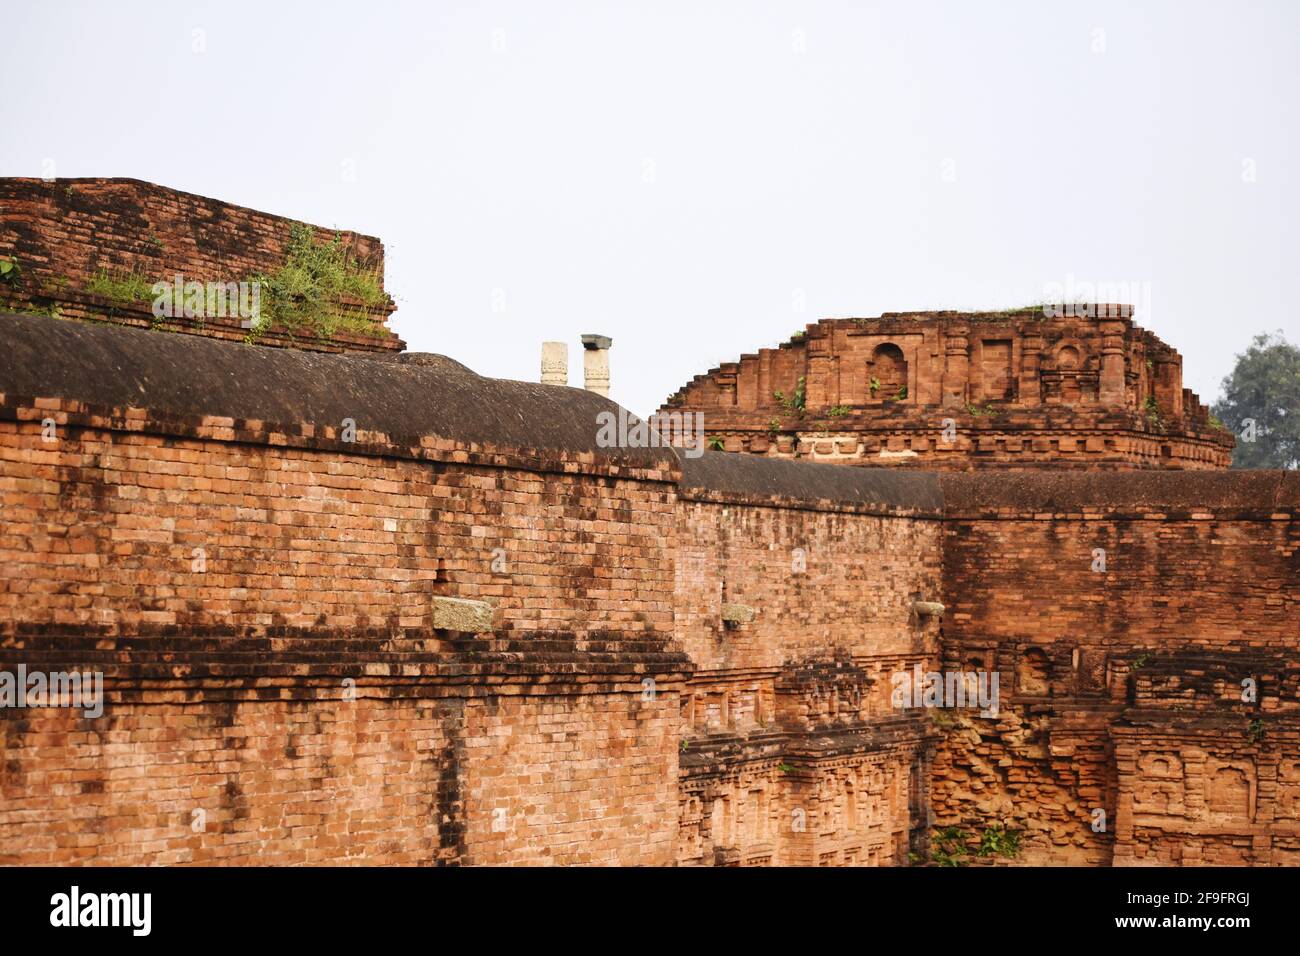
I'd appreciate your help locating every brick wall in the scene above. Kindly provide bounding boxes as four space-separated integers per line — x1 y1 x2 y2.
0 409 688 864
673 455 943 865
0 178 401 353
1 697 450 866
934 472 1300 865
0 313 687 866
1 304 1296 868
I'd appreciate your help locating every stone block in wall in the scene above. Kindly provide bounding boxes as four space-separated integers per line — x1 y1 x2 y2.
721 603 758 626
432 596 494 633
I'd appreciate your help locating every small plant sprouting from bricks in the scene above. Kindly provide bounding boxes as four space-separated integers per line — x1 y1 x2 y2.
680 738 690 753
1246 718 1265 744
916 824 1019 865
926 826 970 866
767 417 782 435
777 762 795 773
1131 652 1151 670
708 436 725 451
791 330 806 342
248 223 387 343
773 376 806 415
895 384 908 400
869 376 881 396
827 404 850 418
929 708 955 729
85 269 156 319
1144 396 1166 433
0 257 20 285
965 401 998 418
977 824 1021 859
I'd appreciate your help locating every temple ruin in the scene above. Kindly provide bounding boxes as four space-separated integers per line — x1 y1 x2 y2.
0 179 1295 866
660 312 1234 469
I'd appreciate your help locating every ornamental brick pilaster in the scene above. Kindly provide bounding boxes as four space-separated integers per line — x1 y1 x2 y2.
942 324 970 408
1098 319 1128 407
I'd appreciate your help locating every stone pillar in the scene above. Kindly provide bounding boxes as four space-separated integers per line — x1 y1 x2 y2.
540 341 568 386
581 334 612 397
941 324 969 408
1098 320 1127 407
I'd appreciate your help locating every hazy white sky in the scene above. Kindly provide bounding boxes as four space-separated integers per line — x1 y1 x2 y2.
4 0 1297 415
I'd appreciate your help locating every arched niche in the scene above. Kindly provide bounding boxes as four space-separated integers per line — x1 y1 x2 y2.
1056 345 1082 369
868 343 908 399
1017 647 1050 697
1208 766 1252 818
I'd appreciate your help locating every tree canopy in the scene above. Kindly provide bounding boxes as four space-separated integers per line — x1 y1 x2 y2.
1212 332 1300 469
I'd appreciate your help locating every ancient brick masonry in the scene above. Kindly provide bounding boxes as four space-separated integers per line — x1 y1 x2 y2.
0 307 1295 866
0 178 402 353
660 311 1233 469
0 182 1294 866
0 313 686 865
936 472 1300 866
674 456 944 865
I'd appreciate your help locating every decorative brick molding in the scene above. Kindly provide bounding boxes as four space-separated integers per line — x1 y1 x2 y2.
660 310 1234 469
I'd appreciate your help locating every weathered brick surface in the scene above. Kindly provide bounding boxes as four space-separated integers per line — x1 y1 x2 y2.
0 178 401 352
0 181 1294 869
461 694 680 865
3 326 1293 867
660 311 1233 469
933 472 1300 865
673 457 943 865
0 315 690 865
1 698 450 866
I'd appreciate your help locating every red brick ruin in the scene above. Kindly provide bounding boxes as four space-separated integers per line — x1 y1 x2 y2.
661 313 1234 469
1 180 1295 866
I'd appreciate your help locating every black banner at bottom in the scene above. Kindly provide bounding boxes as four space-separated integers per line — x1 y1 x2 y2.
0 864 1286 942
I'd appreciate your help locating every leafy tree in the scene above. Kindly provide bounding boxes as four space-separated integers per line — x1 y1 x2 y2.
1212 332 1300 469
